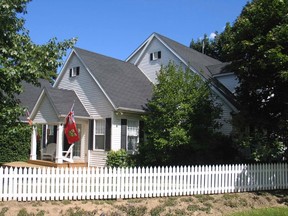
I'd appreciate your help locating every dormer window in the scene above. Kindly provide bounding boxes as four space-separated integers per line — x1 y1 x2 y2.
69 66 80 77
150 51 161 61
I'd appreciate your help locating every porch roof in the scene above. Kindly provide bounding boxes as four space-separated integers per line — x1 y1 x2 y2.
45 87 89 117
30 87 90 122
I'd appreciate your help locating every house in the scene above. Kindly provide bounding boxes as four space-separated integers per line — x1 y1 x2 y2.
28 33 238 167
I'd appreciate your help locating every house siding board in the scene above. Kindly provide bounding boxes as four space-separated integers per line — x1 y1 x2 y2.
56 53 113 118
215 98 233 135
216 74 239 93
136 38 182 84
111 114 121 151
34 96 59 123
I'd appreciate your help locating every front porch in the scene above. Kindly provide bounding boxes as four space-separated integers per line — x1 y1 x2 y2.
3 160 87 168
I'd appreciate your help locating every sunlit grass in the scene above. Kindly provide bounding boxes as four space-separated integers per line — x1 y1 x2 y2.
228 207 288 216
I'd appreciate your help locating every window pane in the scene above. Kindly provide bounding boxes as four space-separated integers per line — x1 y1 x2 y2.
96 120 105 134
127 120 138 136
73 125 81 157
128 136 138 151
95 135 105 149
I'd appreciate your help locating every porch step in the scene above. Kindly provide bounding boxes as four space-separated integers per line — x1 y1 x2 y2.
88 151 107 167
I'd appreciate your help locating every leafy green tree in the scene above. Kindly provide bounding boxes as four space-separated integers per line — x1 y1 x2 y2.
226 0 288 161
190 23 233 62
0 0 76 162
138 63 225 166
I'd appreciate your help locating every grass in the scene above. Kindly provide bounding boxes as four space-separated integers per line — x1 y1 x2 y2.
228 207 288 216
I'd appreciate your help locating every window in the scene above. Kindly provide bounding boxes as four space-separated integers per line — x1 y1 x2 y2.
69 66 80 77
95 119 105 149
127 120 139 152
150 51 161 61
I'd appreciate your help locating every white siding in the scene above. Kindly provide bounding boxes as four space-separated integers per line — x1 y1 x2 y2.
34 96 59 124
111 112 142 151
215 97 233 135
134 38 181 84
56 53 114 118
216 74 239 93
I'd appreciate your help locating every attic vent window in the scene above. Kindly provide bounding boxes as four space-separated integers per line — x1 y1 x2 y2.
150 51 161 61
69 66 80 77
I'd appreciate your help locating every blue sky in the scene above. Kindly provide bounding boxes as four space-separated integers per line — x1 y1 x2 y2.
25 0 248 61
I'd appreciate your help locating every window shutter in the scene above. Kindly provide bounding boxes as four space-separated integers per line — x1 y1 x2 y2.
88 119 94 150
139 120 144 145
121 119 127 150
69 68 72 77
42 125 47 148
150 53 153 61
105 118 111 151
53 125 57 143
76 66 80 76
158 51 161 59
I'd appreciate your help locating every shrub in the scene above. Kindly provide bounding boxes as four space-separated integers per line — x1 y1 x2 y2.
106 149 135 167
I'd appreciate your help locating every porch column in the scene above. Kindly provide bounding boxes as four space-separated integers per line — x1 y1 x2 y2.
30 125 37 160
55 123 64 163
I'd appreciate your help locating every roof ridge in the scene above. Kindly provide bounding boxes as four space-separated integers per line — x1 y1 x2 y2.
154 33 222 64
74 46 135 65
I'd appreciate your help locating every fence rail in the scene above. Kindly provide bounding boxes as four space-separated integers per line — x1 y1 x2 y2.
0 163 287 201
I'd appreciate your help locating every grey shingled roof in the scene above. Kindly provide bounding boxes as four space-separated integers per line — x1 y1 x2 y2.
155 33 222 79
154 33 238 109
45 87 89 117
207 62 232 76
74 47 153 111
18 79 52 121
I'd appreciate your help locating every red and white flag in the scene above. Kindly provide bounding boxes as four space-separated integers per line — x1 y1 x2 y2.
64 109 80 144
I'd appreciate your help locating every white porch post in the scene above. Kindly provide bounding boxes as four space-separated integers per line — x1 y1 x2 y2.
30 125 37 160
55 123 64 163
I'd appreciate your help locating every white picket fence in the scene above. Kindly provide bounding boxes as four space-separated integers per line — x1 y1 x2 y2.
0 163 287 201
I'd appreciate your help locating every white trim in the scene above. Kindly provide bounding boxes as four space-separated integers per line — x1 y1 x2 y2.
74 49 117 110
29 88 60 121
54 50 74 87
213 72 235 78
54 49 117 110
116 107 146 113
126 33 238 113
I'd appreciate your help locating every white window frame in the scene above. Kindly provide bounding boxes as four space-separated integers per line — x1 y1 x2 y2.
69 66 80 77
127 120 139 153
94 119 105 150
150 51 161 61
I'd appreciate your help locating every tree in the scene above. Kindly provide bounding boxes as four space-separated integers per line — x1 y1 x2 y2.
190 23 233 62
0 0 76 162
137 63 226 166
226 0 288 161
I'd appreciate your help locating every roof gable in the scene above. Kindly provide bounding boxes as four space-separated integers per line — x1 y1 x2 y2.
30 87 89 122
73 47 153 112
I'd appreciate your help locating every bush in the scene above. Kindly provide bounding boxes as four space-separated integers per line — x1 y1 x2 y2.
106 150 135 168
0 123 31 162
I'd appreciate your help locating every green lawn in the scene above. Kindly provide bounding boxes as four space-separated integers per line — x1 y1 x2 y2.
229 207 288 216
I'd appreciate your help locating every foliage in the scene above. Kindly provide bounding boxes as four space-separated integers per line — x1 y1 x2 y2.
137 63 225 166
228 207 288 216
227 0 288 161
237 131 286 162
190 22 233 62
0 0 76 161
0 123 31 162
106 149 135 167
191 0 288 162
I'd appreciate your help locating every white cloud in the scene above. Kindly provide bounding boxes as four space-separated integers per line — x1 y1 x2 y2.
209 32 217 40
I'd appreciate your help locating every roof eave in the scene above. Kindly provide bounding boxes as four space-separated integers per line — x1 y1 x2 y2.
116 107 146 114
